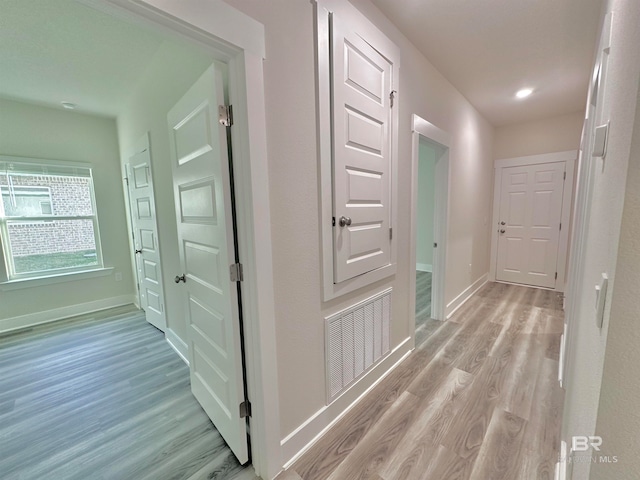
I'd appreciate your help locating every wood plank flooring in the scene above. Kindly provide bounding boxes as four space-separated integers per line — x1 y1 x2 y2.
0 306 254 480
415 272 432 319
281 282 565 480
415 272 440 346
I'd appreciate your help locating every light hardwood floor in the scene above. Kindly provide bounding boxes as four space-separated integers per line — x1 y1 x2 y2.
0 306 254 480
415 272 440 346
280 282 565 480
415 271 432 320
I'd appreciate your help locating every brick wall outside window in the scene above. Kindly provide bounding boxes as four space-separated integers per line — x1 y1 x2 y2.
0 174 96 257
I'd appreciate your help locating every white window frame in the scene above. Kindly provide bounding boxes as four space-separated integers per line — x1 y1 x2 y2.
315 0 400 301
0 156 104 283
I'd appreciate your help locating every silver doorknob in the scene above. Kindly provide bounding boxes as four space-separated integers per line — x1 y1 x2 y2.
174 274 186 283
339 216 352 227
500 229 506 234
500 221 506 225
135 249 143 254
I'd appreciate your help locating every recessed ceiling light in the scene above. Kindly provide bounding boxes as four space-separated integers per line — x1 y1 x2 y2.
515 88 533 99
61 102 76 110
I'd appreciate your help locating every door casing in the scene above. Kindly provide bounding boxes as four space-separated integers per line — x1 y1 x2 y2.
315 0 401 301
489 150 577 292
409 114 450 335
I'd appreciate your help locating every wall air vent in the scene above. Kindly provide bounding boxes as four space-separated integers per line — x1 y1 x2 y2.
325 288 392 403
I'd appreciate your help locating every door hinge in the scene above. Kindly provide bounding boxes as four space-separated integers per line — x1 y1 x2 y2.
555 272 558 280
230 263 243 282
218 105 233 127
124 176 129 186
332 216 336 227
390 90 397 108
559 222 562 231
434 242 438 248
564 171 567 180
389 227 393 240
239 400 252 418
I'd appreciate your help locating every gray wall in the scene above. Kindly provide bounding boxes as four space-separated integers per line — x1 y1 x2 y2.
0 98 134 325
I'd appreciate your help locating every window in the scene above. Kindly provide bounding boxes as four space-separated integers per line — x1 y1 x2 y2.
0 157 103 280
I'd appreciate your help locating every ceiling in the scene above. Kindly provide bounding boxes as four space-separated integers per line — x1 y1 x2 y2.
0 0 167 117
1 0 603 126
371 0 604 126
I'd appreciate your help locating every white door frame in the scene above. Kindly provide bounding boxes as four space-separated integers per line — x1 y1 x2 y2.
489 150 577 292
409 114 450 335
92 1 281 478
122 163 142 310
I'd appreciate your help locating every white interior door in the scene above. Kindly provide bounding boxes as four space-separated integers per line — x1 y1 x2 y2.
496 162 566 288
331 14 395 283
126 135 166 332
167 64 248 464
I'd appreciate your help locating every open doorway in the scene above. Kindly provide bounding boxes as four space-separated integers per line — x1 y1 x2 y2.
0 0 278 478
409 115 450 344
415 139 437 330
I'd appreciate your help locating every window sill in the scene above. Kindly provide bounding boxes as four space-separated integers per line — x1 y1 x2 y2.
0 267 114 291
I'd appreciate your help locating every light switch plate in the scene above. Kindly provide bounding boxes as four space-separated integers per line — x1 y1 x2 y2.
592 122 609 158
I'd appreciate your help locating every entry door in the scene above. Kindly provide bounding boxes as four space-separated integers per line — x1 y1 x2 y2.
496 162 565 288
126 135 166 332
167 65 248 464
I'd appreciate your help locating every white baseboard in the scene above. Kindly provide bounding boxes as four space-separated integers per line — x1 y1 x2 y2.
416 263 433 273
166 328 189 365
556 440 568 480
446 273 488 319
280 336 413 468
559 323 567 388
0 294 136 334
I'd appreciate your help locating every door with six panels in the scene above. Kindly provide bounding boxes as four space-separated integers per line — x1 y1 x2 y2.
496 162 566 288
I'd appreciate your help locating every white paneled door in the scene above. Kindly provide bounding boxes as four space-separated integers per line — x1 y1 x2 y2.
168 65 249 464
331 13 396 283
126 136 166 332
496 162 566 288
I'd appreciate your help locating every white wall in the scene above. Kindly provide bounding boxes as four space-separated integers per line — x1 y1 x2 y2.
223 0 495 448
0 98 135 325
561 1 640 479
416 141 436 269
116 40 213 351
494 111 584 159
591 81 640 480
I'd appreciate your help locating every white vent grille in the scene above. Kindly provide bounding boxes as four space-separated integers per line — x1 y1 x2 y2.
326 288 392 403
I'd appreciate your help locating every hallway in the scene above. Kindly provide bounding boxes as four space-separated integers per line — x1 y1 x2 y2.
280 283 564 479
